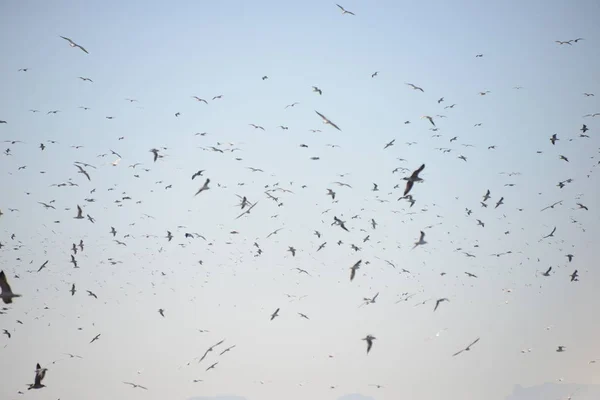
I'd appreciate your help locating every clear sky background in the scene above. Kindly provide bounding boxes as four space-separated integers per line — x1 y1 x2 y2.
1 1 599 399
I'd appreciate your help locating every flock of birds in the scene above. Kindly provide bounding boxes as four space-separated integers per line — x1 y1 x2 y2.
1 5 598 399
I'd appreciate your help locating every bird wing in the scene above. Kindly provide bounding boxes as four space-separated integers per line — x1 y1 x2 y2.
0 271 12 294
336 4 344 11
60 36 74 44
76 44 89 54
403 181 414 196
315 110 327 121
452 349 465 357
328 120 342 131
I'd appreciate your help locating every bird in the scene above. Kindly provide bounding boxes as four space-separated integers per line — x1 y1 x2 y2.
383 139 395 149
90 333 101 343
74 205 84 219
541 267 552 277
412 231 427 249
28 363 48 390
312 86 322 95
59 36 89 53
542 227 557 239
195 178 210 196
206 362 219 371
406 83 424 92
123 382 148 390
336 4 355 15
434 298 449 312
315 110 341 131
371 71 378 78
350 260 362 281
0 271 21 304
158 308 165 317
453 338 481 356
495 197 504 208
2 329 11 338
78 77 93 82
570 270 579 282
270 308 280 320
576 203 588 210
403 164 425 196
362 335 376 354
421 115 435 126
550 134 559 145
556 346 566 352
150 148 160 162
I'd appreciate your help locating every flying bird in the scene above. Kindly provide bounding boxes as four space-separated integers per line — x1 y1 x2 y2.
403 164 425 196
123 382 148 390
336 4 355 15
406 83 424 92
270 308 280 320
315 110 341 131
452 338 481 356
0 270 21 304
362 335 376 354
28 363 48 390
195 178 210 196
59 36 89 53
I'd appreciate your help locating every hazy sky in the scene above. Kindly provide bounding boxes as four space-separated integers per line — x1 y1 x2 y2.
1 1 599 400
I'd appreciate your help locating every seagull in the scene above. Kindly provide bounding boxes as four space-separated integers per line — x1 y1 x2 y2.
206 362 219 371
90 333 101 343
78 77 93 82
59 36 89 53
0 270 21 304
581 124 588 133
576 203 588 210
383 139 395 149
541 267 552 277
482 190 491 202
542 226 556 239
315 111 341 131
123 382 148 390
350 260 362 281
434 298 449 312
570 270 579 282
195 178 210 196
452 338 481 356
158 309 165 317
371 71 378 78
28 363 48 390
406 83 424 92
403 164 425 196
495 197 504 208
150 148 163 162
556 346 566 352
74 205 85 219
192 96 208 104
421 115 435 126
75 164 91 181
312 86 322 95
362 335 376 354
336 4 355 15
412 231 427 249
270 308 280 320
550 134 559 145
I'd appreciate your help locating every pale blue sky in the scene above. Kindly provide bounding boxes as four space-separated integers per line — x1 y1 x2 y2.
1 1 599 400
